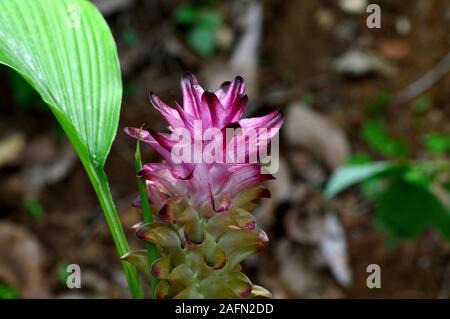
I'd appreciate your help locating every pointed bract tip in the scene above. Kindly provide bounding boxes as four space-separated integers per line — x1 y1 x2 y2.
131 222 144 231
240 93 248 101
148 91 158 103
123 126 135 135
258 230 269 243
276 110 284 119
234 75 244 84
182 71 198 84
220 81 231 88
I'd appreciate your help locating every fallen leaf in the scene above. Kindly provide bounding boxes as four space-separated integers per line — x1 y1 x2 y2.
284 103 350 169
0 133 25 167
319 213 353 287
0 222 50 298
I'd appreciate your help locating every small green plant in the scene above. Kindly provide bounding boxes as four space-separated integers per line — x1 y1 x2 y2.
0 282 19 299
326 90 450 245
361 117 408 158
57 262 70 284
346 152 373 165
23 196 45 219
300 91 315 106
364 90 391 115
422 133 450 155
325 160 450 244
360 91 408 158
412 95 433 113
173 2 224 56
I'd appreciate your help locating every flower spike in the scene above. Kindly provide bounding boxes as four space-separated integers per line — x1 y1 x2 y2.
123 73 283 298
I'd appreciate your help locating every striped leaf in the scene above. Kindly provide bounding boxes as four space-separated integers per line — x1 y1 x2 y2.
0 0 121 166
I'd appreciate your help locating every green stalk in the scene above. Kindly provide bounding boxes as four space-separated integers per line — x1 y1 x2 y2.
135 138 159 298
85 161 143 299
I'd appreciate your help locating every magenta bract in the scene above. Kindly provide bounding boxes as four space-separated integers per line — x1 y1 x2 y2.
124 73 283 298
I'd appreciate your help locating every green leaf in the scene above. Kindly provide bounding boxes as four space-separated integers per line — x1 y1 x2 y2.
365 90 391 115
187 26 216 56
412 95 432 113
23 196 45 219
361 118 408 157
57 262 70 284
432 204 450 240
324 162 395 198
402 169 430 186
0 0 143 298
0 0 121 167
173 4 197 26
345 152 373 165
0 282 19 299
300 91 315 106
198 10 223 28
375 178 450 240
422 133 450 155
121 27 139 48
359 178 386 200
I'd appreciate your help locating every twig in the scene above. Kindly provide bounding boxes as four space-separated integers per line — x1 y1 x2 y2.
393 51 450 104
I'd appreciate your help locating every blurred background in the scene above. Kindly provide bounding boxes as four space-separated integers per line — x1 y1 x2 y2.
1 0 450 298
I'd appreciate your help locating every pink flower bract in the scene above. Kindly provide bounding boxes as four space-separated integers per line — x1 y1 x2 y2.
126 72 283 215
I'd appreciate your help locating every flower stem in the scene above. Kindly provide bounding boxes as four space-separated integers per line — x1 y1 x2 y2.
137 176 159 298
85 163 143 299
135 138 159 298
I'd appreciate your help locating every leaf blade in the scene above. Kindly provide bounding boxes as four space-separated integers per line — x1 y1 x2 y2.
324 162 394 198
375 178 450 240
0 0 121 166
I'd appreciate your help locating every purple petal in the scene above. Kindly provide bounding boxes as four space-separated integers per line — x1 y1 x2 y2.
146 128 177 152
214 81 231 100
221 76 245 109
226 94 248 123
139 166 189 197
181 71 204 117
239 111 284 131
125 127 171 158
149 92 182 129
222 164 274 196
201 90 227 128
171 98 194 131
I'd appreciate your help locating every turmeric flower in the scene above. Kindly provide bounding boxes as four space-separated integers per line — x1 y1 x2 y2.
124 72 283 298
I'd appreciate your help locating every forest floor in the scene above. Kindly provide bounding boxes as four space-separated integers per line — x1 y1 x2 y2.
0 0 449 298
